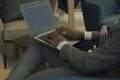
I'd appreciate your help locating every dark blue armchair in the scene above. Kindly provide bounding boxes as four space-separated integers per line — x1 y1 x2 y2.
81 0 120 31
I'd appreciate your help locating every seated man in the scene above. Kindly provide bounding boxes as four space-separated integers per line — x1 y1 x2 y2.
6 20 120 80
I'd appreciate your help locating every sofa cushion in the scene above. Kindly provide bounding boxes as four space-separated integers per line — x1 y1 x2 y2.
2 0 42 23
3 20 28 41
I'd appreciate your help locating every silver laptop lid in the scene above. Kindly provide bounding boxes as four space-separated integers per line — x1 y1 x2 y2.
20 1 56 36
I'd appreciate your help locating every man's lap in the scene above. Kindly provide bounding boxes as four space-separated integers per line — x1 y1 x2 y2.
7 39 100 80
6 40 67 80
25 66 81 80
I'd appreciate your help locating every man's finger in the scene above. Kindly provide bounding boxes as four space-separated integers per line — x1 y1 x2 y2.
55 28 63 34
62 31 66 35
42 38 53 44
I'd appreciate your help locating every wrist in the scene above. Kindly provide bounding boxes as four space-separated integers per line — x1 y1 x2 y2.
84 32 92 40
84 31 100 40
57 41 69 50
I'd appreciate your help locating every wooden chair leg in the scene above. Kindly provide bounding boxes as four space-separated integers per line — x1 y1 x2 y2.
18 47 23 57
3 55 7 69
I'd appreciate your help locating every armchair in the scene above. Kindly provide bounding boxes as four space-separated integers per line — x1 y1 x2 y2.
0 0 40 69
81 0 120 31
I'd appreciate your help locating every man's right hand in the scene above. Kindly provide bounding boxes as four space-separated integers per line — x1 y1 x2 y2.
56 26 84 40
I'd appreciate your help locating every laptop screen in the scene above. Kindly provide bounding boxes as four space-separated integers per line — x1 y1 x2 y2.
22 2 56 35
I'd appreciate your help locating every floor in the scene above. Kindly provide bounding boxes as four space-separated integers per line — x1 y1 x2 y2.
0 11 85 80
0 51 11 80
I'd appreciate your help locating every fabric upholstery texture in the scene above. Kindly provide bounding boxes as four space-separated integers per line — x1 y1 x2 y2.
2 0 41 23
3 20 28 41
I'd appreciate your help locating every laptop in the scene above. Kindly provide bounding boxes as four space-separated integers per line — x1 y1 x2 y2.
20 1 78 48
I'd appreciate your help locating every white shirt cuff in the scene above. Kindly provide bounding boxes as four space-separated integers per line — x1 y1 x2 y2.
57 41 69 50
84 32 92 40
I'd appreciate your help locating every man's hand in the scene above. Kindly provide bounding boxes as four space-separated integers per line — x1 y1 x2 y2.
56 26 84 40
43 32 66 47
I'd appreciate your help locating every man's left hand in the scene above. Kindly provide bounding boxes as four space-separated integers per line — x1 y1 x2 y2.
43 32 66 47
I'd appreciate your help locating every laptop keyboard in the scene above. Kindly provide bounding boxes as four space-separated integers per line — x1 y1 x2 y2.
38 32 54 39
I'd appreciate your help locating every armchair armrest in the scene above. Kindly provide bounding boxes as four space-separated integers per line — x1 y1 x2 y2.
0 18 4 44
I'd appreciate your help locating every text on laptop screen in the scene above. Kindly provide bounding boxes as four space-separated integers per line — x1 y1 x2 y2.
23 4 56 34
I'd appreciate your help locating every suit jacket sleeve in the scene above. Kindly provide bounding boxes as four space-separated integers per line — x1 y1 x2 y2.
91 31 100 41
59 22 120 74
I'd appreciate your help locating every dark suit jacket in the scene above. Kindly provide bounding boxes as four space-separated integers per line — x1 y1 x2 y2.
115 0 120 7
60 21 120 78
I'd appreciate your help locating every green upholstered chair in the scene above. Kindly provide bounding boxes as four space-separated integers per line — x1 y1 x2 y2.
0 0 34 69
0 20 28 69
